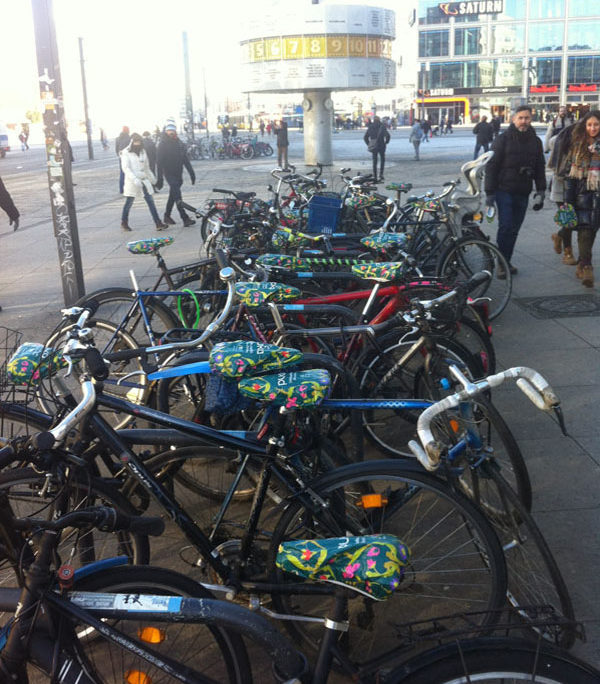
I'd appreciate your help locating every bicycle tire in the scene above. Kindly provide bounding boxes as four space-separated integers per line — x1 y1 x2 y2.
0 467 149 622
466 467 576 648
268 460 507 664
390 637 599 683
241 145 254 160
0 400 53 440
70 565 251 684
437 237 512 320
41 319 148 429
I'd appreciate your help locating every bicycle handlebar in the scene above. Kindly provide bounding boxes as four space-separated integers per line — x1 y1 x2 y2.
408 366 560 471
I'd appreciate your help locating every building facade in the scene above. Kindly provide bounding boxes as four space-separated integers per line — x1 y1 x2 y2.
416 0 600 124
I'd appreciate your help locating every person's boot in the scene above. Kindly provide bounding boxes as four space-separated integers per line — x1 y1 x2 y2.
182 216 196 227
163 214 176 225
582 265 594 288
155 219 168 231
121 220 132 232
551 232 562 254
576 261 585 279
562 247 577 265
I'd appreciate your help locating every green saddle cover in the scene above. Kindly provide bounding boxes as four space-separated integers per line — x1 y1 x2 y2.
235 282 301 308
7 343 68 386
238 369 330 409
386 182 413 193
345 195 378 210
554 203 578 229
127 237 174 254
271 229 319 249
276 534 410 600
209 341 302 379
413 198 440 213
361 232 408 254
256 254 309 270
351 261 406 282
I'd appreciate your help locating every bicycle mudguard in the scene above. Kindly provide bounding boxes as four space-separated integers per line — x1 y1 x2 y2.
148 360 211 380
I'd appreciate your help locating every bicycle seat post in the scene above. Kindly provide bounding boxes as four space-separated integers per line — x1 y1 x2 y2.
312 587 350 684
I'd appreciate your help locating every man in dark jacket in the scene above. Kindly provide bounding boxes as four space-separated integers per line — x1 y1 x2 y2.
473 116 493 158
485 105 546 275
364 116 391 181
0 176 19 312
142 131 157 174
115 126 130 193
274 120 289 170
156 122 196 227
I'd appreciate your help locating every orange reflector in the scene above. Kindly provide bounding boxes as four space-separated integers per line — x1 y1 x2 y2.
359 494 388 509
125 671 152 684
449 419 460 433
473 212 483 222
138 626 166 644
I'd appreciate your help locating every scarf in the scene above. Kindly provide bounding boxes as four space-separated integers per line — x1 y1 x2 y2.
569 138 600 191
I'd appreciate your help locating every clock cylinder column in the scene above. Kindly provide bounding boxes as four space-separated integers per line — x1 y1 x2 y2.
303 90 333 165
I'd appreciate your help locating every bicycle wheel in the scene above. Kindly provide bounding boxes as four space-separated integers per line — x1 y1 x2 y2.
40 319 148 429
0 400 53 441
76 287 181 345
70 565 251 684
465 467 575 648
437 237 512 320
268 460 507 664
0 467 149 623
391 637 599 683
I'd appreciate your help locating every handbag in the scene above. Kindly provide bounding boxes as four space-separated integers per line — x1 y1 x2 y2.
553 203 578 230
367 138 378 152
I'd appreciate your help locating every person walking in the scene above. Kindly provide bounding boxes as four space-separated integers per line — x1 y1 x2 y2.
421 117 432 142
484 105 546 276
491 116 501 140
119 133 166 232
544 105 574 153
156 121 196 227
364 115 390 181
115 125 131 193
259 120 265 137
472 115 493 159
142 131 157 174
0 176 19 312
561 110 600 287
274 119 290 170
100 128 109 150
409 118 424 161
446 116 453 134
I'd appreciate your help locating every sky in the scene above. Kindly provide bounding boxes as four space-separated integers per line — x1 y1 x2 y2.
1 0 398 137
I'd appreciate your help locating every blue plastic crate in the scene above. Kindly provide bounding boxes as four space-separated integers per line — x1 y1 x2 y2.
306 195 343 235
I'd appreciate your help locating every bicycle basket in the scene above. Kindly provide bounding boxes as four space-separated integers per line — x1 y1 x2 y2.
0 326 23 396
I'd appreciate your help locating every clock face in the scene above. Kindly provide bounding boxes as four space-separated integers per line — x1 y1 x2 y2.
324 97 333 111
302 98 312 112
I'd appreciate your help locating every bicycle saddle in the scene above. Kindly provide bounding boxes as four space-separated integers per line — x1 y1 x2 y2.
238 368 331 409
271 230 314 249
345 195 378 209
235 282 301 308
361 232 408 254
209 340 302 379
351 261 406 283
126 236 174 254
256 254 308 270
385 182 413 193
276 534 410 600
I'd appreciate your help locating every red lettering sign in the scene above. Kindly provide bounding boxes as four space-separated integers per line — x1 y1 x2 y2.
530 84 558 93
568 84 597 92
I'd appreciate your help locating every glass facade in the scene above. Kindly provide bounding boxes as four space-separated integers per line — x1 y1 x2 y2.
528 22 563 52
568 21 600 51
569 0 599 17
419 30 449 57
534 57 562 84
529 0 564 19
418 0 448 25
491 24 525 54
568 56 600 84
455 27 485 55
428 59 522 89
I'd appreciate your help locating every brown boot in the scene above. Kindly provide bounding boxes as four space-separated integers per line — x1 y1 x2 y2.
576 262 584 279
121 220 132 232
562 247 577 265
582 265 594 288
551 232 562 254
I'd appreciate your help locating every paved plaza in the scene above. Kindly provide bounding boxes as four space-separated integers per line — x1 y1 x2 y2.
1 127 599 668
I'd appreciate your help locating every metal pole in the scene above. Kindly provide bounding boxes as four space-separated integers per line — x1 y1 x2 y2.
203 67 209 139
78 37 93 160
182 31 194 140
32 0 85 305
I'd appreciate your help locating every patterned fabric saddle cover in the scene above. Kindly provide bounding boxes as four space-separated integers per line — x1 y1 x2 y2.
209 341 303 379
386 182 413 193
235 282 301 308
360 232 408 255
351 261 406 282
127 237 174 254
345 195 378 210
257 253 308 270
7 343 68 386
276 534 410 600
238 369 331 409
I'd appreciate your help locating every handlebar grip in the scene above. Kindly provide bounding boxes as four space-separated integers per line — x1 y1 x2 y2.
97 508 165 537
127 515 165 537
85 348 109 381
214 249 228 269
103 348 146 363
83 298 100 317
212 188 229 194
516 378 548 411
464 270 492 293
408 439 440 472
0 444 17 469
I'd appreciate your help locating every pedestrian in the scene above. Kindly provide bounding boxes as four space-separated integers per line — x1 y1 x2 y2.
558 110 600 287
142 131 157 174
484 105 546 276
472 115 493 158
421 117 431 142
266 121 272 136
274 119 290 170
100 128 109 150
364 115 390 181
439 115 446 135
0 176 19 312
221 125 230 141
409 118 424 161
156 120 196 227
547 127 577 267
446 115 453 134
259 120 265 137
119 132 166 232
491 116 501 139
544 105 574 153
115 125 131 194
231 123 238 139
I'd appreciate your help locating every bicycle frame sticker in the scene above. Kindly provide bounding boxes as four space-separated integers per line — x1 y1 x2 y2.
69 592 183 613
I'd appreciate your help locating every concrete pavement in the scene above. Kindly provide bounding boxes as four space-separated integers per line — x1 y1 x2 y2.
1 128 599 667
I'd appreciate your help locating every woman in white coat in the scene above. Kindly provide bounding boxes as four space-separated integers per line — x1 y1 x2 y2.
120 133 166 231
